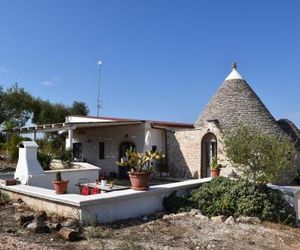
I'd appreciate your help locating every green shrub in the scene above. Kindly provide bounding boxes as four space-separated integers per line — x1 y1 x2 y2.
0 191 10 204
224 124 297 184
37 151 53 170
189 177 296 225
5 134 24 162
163 191 191 213
58 149 73 168
162 177 296 225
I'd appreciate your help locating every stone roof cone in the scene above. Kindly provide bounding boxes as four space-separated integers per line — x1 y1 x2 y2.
195 63 286 137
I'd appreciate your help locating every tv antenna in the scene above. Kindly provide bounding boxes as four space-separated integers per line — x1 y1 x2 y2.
96 60 102 116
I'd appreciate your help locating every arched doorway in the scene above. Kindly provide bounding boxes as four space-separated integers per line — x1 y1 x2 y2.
119 141 136 179
201 133 217 178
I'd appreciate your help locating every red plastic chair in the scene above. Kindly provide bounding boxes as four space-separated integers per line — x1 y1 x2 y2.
91 187 100 194
81 185 90 195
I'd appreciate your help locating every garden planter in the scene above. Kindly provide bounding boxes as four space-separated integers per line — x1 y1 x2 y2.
53 180 69 194
128 172 151 190
211 169 220 178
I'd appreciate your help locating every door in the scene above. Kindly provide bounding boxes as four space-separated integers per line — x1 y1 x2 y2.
201 133 217 178
119 142 136 179
73 143 83 160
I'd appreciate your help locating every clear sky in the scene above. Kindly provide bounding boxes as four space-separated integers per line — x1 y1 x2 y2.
0 0 300 126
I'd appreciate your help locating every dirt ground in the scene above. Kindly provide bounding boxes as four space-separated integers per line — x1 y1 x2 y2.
1 203 300 250
0 157 16 173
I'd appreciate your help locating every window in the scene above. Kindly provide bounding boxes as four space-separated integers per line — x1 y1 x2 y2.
99 142 105 159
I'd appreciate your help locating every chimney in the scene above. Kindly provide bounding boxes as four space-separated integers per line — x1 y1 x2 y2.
14 141 44 184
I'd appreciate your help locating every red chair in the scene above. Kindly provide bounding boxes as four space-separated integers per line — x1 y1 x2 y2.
91 187 100 194
81 185 90 195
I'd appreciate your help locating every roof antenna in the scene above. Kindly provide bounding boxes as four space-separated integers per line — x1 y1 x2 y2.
96 60 102 117
232 62 237 69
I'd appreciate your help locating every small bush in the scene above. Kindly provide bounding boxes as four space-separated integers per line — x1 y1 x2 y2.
189 177 296 225
37 151 53 170
162 177 296 225
0 191 10 204
5 134 24 162
58 149 73 168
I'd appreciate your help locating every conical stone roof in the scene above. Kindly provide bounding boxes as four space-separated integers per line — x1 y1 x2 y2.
195 65 287 138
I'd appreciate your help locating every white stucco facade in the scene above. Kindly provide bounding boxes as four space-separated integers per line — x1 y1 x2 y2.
71 122 166 174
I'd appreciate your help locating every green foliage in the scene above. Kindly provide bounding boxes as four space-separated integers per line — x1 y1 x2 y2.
58 149 73 168
189 177 296 225
5 134 25 162
70 101 89 116
36 133 65 157
224 124 297 184
163 191 191 213
210 156 226 170
162 178 296 225
31 99 70 124
0 190 10 205
31 99 89 125
37 151 53 170
0 83 89 128
55 172 62 181
116 148 165 172
0 83 33 127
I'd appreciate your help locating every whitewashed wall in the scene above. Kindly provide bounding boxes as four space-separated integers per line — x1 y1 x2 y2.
72 123 165 174
27 163 100 193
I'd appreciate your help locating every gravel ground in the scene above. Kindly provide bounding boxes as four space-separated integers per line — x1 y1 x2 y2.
1 203 300 250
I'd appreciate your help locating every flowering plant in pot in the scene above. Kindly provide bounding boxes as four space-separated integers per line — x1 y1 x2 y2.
210 156 225 177
100 172 107 186
116 148 165 190
53 172 69 194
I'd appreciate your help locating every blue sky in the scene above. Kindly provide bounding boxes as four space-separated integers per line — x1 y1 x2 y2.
0 0 300 126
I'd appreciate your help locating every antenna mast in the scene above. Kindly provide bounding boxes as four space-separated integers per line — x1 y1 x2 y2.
96 60 102 116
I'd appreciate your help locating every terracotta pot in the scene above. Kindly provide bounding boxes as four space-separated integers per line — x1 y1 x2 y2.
211 169 220 178
53 180 69 194
128 172 151 190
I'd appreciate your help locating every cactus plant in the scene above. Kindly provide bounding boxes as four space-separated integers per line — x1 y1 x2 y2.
55 172 62 181
53 171 68 194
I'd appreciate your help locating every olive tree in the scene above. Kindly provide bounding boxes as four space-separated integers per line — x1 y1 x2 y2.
224 125 297 184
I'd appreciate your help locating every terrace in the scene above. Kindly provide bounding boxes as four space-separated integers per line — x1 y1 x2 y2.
0 140 211 225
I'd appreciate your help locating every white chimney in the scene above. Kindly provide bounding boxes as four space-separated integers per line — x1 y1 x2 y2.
14 141 44 184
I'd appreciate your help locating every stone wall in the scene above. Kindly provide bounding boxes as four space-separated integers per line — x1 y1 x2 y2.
167 129 201 178
167 122 234 178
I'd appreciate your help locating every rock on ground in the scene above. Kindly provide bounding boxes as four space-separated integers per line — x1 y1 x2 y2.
0 203 299 249
237 216 261 224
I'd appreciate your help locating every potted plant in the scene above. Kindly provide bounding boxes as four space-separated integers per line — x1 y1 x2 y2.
210 156 225 177
100 172 107 186
116 148 165 190
53 172 69 194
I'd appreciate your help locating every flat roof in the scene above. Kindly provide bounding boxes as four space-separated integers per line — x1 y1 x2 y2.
6 115 194 133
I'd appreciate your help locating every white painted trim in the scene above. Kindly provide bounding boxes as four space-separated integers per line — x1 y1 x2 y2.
225 68 244 81
0 178 211 207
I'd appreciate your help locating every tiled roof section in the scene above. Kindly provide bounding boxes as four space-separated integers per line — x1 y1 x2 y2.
195 78 287 138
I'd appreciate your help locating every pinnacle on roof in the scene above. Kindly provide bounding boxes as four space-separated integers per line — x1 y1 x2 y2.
195 64 287 138
224 62 244 81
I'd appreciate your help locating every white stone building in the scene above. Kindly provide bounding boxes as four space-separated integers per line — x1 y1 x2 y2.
166 64 300 178
12 115 193 178
11 65 300 179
